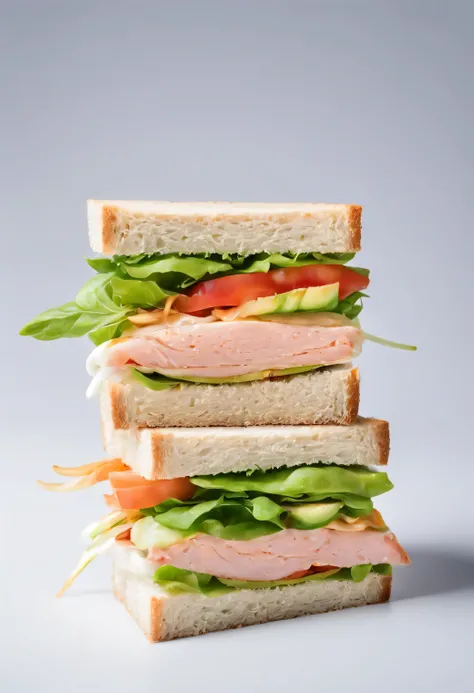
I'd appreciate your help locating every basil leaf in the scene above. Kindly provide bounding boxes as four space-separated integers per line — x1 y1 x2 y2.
19 302 106 340
334 291 368 320
88 314 130 346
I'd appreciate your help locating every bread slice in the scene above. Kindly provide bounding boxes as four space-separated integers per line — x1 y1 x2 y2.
103 364 360 429
101 390 389 479
112 544 391 642
88 200 362 255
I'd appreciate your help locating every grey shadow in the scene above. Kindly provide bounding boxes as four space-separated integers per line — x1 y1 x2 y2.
392 545 474 601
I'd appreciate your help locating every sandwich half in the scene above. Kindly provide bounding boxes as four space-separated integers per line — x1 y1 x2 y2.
40 417 408 641
21 201 374 426
112 542 392 642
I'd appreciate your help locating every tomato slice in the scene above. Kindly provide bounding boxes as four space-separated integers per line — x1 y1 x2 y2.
174 265 369 314
285 565 338 580
109 472 195 510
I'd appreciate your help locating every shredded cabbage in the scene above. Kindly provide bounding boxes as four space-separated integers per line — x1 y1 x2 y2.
56 522 134 597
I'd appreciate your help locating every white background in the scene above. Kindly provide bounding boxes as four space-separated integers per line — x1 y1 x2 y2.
1 1 473 691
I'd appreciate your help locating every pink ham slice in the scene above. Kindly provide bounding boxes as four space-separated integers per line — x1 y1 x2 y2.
147 528 410 581
105 320 363 378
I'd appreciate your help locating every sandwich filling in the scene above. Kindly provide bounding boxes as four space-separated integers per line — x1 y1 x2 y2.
19 252 379 389
40 460 409 597
86 314 363 389
21 251 415 387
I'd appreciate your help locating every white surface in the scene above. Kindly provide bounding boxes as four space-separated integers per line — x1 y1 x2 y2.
1 472 473 692
2 1 474 691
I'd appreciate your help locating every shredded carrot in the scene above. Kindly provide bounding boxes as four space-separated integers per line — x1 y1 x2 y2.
115 528 132 541
103 492 120 509
162 294 178 320
38 459 130 493
127 310 163 326
211 306 241 321
52 459 122 478
326 509 387 532
128 296 179 327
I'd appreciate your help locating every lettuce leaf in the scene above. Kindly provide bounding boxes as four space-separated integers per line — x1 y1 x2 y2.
132 370 181 391
119 255 232 281
191 464 393 499
152 564 392 596
152 566 232 596
20 251 368 344
149 494 286 540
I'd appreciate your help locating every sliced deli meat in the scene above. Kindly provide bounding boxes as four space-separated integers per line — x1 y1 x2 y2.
101 319 363 378
147 528 409 581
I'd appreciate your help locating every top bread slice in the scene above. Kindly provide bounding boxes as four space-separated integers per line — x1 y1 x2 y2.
88 200 362 255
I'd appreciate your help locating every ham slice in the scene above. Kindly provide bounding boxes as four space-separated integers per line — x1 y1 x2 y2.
147 528 410 581
103 320 363 378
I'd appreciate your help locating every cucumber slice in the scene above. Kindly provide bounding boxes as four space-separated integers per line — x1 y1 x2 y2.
285 501 343 529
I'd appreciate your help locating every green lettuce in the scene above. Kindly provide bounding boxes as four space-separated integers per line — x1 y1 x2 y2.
138 465 392 542
141 491 374 541
145 494 284 541
191 464 393 499
152 564 392 596
20 252 368 344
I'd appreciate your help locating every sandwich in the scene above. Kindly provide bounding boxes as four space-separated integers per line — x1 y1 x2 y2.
21 200 412 642
39 417 409 642
21 201 412 427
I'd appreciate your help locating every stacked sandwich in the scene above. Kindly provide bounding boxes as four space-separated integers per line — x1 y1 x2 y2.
21 201 411 641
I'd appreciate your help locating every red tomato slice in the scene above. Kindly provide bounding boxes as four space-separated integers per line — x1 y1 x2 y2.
109 472 195 510
174 265 368 314
285 565 338 580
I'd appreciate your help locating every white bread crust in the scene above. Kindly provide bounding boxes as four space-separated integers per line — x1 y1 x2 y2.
88 200 362 255
104 365 360 428
112 544 391 642
101 390 389 479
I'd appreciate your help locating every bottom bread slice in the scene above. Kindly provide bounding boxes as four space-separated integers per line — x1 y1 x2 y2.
112 548 391 642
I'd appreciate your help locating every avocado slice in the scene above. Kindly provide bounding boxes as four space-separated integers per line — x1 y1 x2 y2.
172 365 322 384
286 501 343 529
134 364 324 389
236 283 339 319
